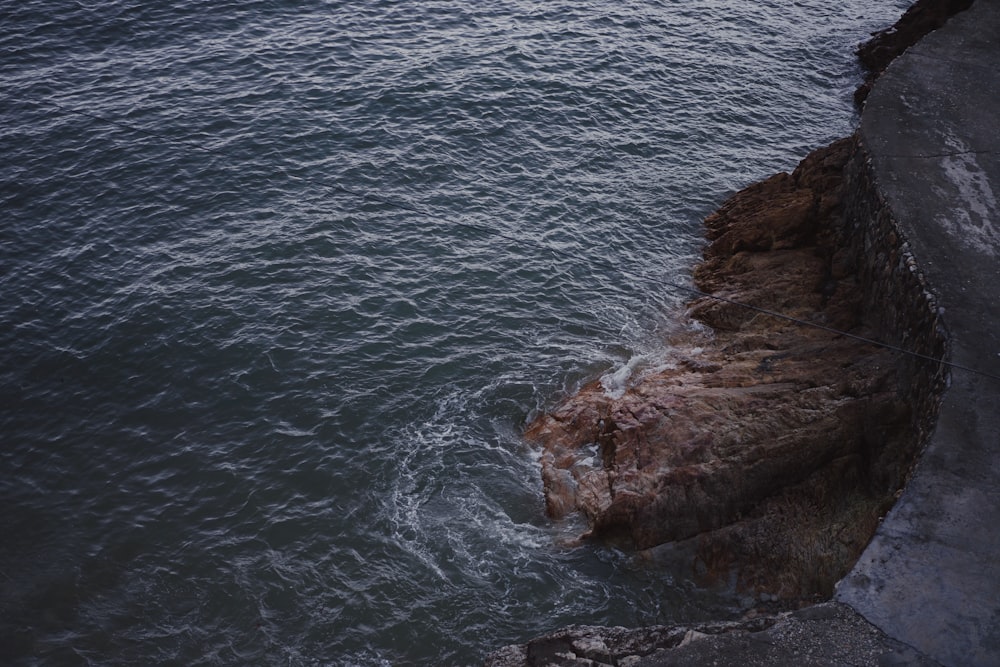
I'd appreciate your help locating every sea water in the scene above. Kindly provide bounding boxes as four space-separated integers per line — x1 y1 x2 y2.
1 1 909 664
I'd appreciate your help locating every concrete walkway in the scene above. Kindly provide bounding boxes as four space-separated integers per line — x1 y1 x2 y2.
835 2 1000 666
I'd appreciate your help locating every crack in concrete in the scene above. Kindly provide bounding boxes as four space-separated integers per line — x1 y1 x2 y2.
883 149 996 158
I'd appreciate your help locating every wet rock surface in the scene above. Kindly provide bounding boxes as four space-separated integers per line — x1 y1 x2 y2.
528 137 925 599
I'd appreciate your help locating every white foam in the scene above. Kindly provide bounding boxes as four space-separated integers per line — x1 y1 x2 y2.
600 354 645 399
599 350 682 399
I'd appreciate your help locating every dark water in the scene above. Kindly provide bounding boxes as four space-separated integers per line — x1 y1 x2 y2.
1 1 908 664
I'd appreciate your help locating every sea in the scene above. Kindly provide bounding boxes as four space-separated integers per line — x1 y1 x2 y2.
1 1 910 664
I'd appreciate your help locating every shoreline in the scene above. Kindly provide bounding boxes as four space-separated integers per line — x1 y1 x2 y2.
529 134 939 602
487 0 987 663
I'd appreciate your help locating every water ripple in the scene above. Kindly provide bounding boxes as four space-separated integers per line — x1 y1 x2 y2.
1 0 911 664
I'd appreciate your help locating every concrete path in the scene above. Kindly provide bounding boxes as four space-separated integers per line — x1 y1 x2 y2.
835 2 1000 666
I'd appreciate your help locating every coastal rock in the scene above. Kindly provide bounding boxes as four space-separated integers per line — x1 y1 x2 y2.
528 137 923 598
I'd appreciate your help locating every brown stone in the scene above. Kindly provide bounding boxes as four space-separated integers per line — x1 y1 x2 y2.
526 137 924 598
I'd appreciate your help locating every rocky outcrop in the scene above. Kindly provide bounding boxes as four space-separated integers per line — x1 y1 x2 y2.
528 134 945 600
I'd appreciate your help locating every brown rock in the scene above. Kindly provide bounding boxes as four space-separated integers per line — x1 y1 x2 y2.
527 137 920 598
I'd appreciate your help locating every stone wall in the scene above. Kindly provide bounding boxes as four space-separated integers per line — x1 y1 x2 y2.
839 137 949 486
